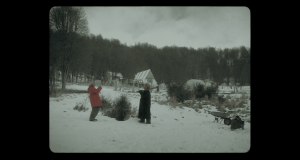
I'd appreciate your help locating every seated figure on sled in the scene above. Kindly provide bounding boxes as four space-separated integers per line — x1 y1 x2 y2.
231 115 245 131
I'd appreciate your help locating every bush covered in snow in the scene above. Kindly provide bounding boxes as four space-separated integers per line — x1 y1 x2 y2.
192 83 205 99
99 94 133 121
73 102 89 112
167 83 193 103
113 94 132 121
99 94 114 114
205 85 219 99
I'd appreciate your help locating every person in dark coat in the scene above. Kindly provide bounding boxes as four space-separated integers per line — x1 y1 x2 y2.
218 95 225 107
138 83 151 124
87 82 103 122
231 115 244 130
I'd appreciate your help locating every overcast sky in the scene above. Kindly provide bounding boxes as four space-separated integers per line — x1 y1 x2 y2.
82 6 250 50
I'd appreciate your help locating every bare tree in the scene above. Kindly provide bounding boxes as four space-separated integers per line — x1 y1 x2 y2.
49 6 89 90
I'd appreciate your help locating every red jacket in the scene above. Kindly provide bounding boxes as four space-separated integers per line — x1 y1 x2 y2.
88 86 103 107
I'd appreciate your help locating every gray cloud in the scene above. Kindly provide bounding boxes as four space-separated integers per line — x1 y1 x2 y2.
82 6 250 49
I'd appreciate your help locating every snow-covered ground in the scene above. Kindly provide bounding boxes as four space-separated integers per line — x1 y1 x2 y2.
50 83 250 153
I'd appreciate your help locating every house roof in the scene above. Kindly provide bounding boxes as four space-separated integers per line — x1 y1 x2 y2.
134 69 154 80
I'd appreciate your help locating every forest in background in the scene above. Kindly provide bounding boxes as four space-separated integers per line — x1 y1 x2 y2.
49 7 250 93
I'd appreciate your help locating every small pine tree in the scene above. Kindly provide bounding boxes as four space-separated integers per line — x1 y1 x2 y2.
113 94 132 121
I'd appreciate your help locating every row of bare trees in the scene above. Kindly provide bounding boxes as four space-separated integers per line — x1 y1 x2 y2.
49 6 89 93
49 7 250 95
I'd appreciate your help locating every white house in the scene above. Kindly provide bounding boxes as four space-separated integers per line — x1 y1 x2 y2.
134 69 157 87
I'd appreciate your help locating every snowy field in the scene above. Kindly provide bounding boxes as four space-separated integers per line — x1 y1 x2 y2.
50 83 251 153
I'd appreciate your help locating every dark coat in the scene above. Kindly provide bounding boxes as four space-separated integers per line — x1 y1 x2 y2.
138 90 151 119
231 116 244 129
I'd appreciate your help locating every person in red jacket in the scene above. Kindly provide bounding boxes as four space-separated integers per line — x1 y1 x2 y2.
88 82 103 121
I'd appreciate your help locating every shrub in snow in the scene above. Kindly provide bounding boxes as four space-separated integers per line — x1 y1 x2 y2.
198 103 203 109
78 104 84 111
167 83 192 103
74 102 89 112
73 103 79 110
113 94 132 121
98 94 114 115
192 83 206 99
178 104 184 109
205 85 219 99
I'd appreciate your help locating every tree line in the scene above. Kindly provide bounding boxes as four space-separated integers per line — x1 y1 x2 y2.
49 6 250 93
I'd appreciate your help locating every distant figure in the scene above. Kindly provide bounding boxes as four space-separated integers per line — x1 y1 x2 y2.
138 83 151 124
231 115 244 131
87 82 103 122
218 95 225 107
